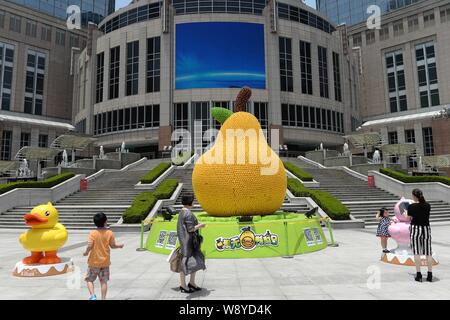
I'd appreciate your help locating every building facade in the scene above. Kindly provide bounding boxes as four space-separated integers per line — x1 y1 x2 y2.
5 0 115 25
72 0 361 156
316 0 425 26
0 0 87 161
347 0 450 168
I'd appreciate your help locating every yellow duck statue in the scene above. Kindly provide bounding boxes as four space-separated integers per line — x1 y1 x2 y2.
19 202 68 265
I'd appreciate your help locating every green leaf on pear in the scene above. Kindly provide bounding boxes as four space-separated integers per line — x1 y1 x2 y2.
211 107 233 124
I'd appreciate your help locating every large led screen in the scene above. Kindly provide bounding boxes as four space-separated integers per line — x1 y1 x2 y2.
175 22 266 90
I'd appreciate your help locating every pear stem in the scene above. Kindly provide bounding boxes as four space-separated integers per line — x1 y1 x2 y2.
234 87 252 112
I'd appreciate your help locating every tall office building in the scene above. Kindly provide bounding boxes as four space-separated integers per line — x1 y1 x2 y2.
347 0 450 172
5 0 115 25
0 0 87 162
72 0 362 156
316 0 424 25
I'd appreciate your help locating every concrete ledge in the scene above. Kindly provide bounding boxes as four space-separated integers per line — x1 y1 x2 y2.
86 169 106 182
286 189 364 229
285 169 320 188
369 170 450 201
0 174 84 214
335 166 368 181
297 155 327 168
134 165 175 190
120 157 147 171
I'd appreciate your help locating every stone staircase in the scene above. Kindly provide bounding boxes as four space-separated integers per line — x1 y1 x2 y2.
170 164 311 214
0 159 163 229
290 158 450 226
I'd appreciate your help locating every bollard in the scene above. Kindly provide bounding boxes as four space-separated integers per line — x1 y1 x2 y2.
136 221 147 251
325 218 338 247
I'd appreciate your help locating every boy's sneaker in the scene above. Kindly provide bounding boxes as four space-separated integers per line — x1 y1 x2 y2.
89 294 97 300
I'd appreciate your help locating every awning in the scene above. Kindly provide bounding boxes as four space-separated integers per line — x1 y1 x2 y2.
15 147 62 161
0 160 19 173
0 113 74 130
51 134 96 151
360 109 442 128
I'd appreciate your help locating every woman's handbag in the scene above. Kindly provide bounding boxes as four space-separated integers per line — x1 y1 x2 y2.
168 247 182 273
192 231 204 251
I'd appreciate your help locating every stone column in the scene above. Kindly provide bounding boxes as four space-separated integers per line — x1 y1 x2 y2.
11 125 21 160
414 123 424 157
397 125 407 169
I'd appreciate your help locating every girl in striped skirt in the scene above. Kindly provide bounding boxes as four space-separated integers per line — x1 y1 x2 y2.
404 189 433 282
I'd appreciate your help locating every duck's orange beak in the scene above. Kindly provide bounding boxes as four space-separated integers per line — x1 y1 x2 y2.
24 213 48 226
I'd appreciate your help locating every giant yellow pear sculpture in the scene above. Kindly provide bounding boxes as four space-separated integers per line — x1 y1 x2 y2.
192 88 287 217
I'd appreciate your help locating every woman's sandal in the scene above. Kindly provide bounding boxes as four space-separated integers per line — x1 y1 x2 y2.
188 283 202 291
180 286 194 293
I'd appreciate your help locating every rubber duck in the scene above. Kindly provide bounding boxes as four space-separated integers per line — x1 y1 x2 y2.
19 202 68 265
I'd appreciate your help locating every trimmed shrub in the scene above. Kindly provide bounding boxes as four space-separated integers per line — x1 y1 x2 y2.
140 162 171 184
122 193 157 224
122 179 179 223
0 173 75 195
287 178 350 220
152 179 179 199
380 168 450 186
283 161 314 181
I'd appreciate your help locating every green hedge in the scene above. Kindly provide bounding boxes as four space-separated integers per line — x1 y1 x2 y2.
140 162 171 184
287 178 350 220
123 179 179 223
380 168 450 186
284 161 314 181
0 173 75 195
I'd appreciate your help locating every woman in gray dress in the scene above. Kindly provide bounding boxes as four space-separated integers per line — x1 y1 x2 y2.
177 195 206 293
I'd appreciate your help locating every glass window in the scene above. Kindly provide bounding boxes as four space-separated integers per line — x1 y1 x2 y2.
422 127 434 156
318 46 329 98
416 42 439 108
109 46 120 99
333 52 342 102
0 131 12 160
96 52 104 103
146 37 160 93
299 41 312 95
281 104 289 126
38 134 48 148
126 41 139 96
279 37 293 92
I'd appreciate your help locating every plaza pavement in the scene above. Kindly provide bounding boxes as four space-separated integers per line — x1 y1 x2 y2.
1 225 450 300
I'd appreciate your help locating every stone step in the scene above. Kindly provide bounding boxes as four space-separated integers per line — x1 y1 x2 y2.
345 204 450 209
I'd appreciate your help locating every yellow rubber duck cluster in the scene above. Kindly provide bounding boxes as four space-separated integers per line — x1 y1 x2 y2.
192 87 287 217
19 202 68 265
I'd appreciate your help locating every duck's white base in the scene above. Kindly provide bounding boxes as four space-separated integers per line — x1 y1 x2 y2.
12 258 74 277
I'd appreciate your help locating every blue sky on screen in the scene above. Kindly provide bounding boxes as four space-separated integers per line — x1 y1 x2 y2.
114 0 316 10
175 22 266 89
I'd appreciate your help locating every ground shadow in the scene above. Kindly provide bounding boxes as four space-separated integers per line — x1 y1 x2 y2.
407 272 441 282
170 286 213 299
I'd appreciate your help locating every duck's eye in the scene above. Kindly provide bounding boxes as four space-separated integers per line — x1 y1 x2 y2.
45 211 50 217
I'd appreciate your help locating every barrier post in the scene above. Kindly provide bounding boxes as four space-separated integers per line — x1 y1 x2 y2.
136 221 147 251
282 221 293 258
325 218 338 247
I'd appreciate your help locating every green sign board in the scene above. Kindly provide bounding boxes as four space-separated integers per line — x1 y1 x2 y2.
146 212 327 259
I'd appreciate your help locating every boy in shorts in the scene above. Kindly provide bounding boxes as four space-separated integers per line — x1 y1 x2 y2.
83 212 124 300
